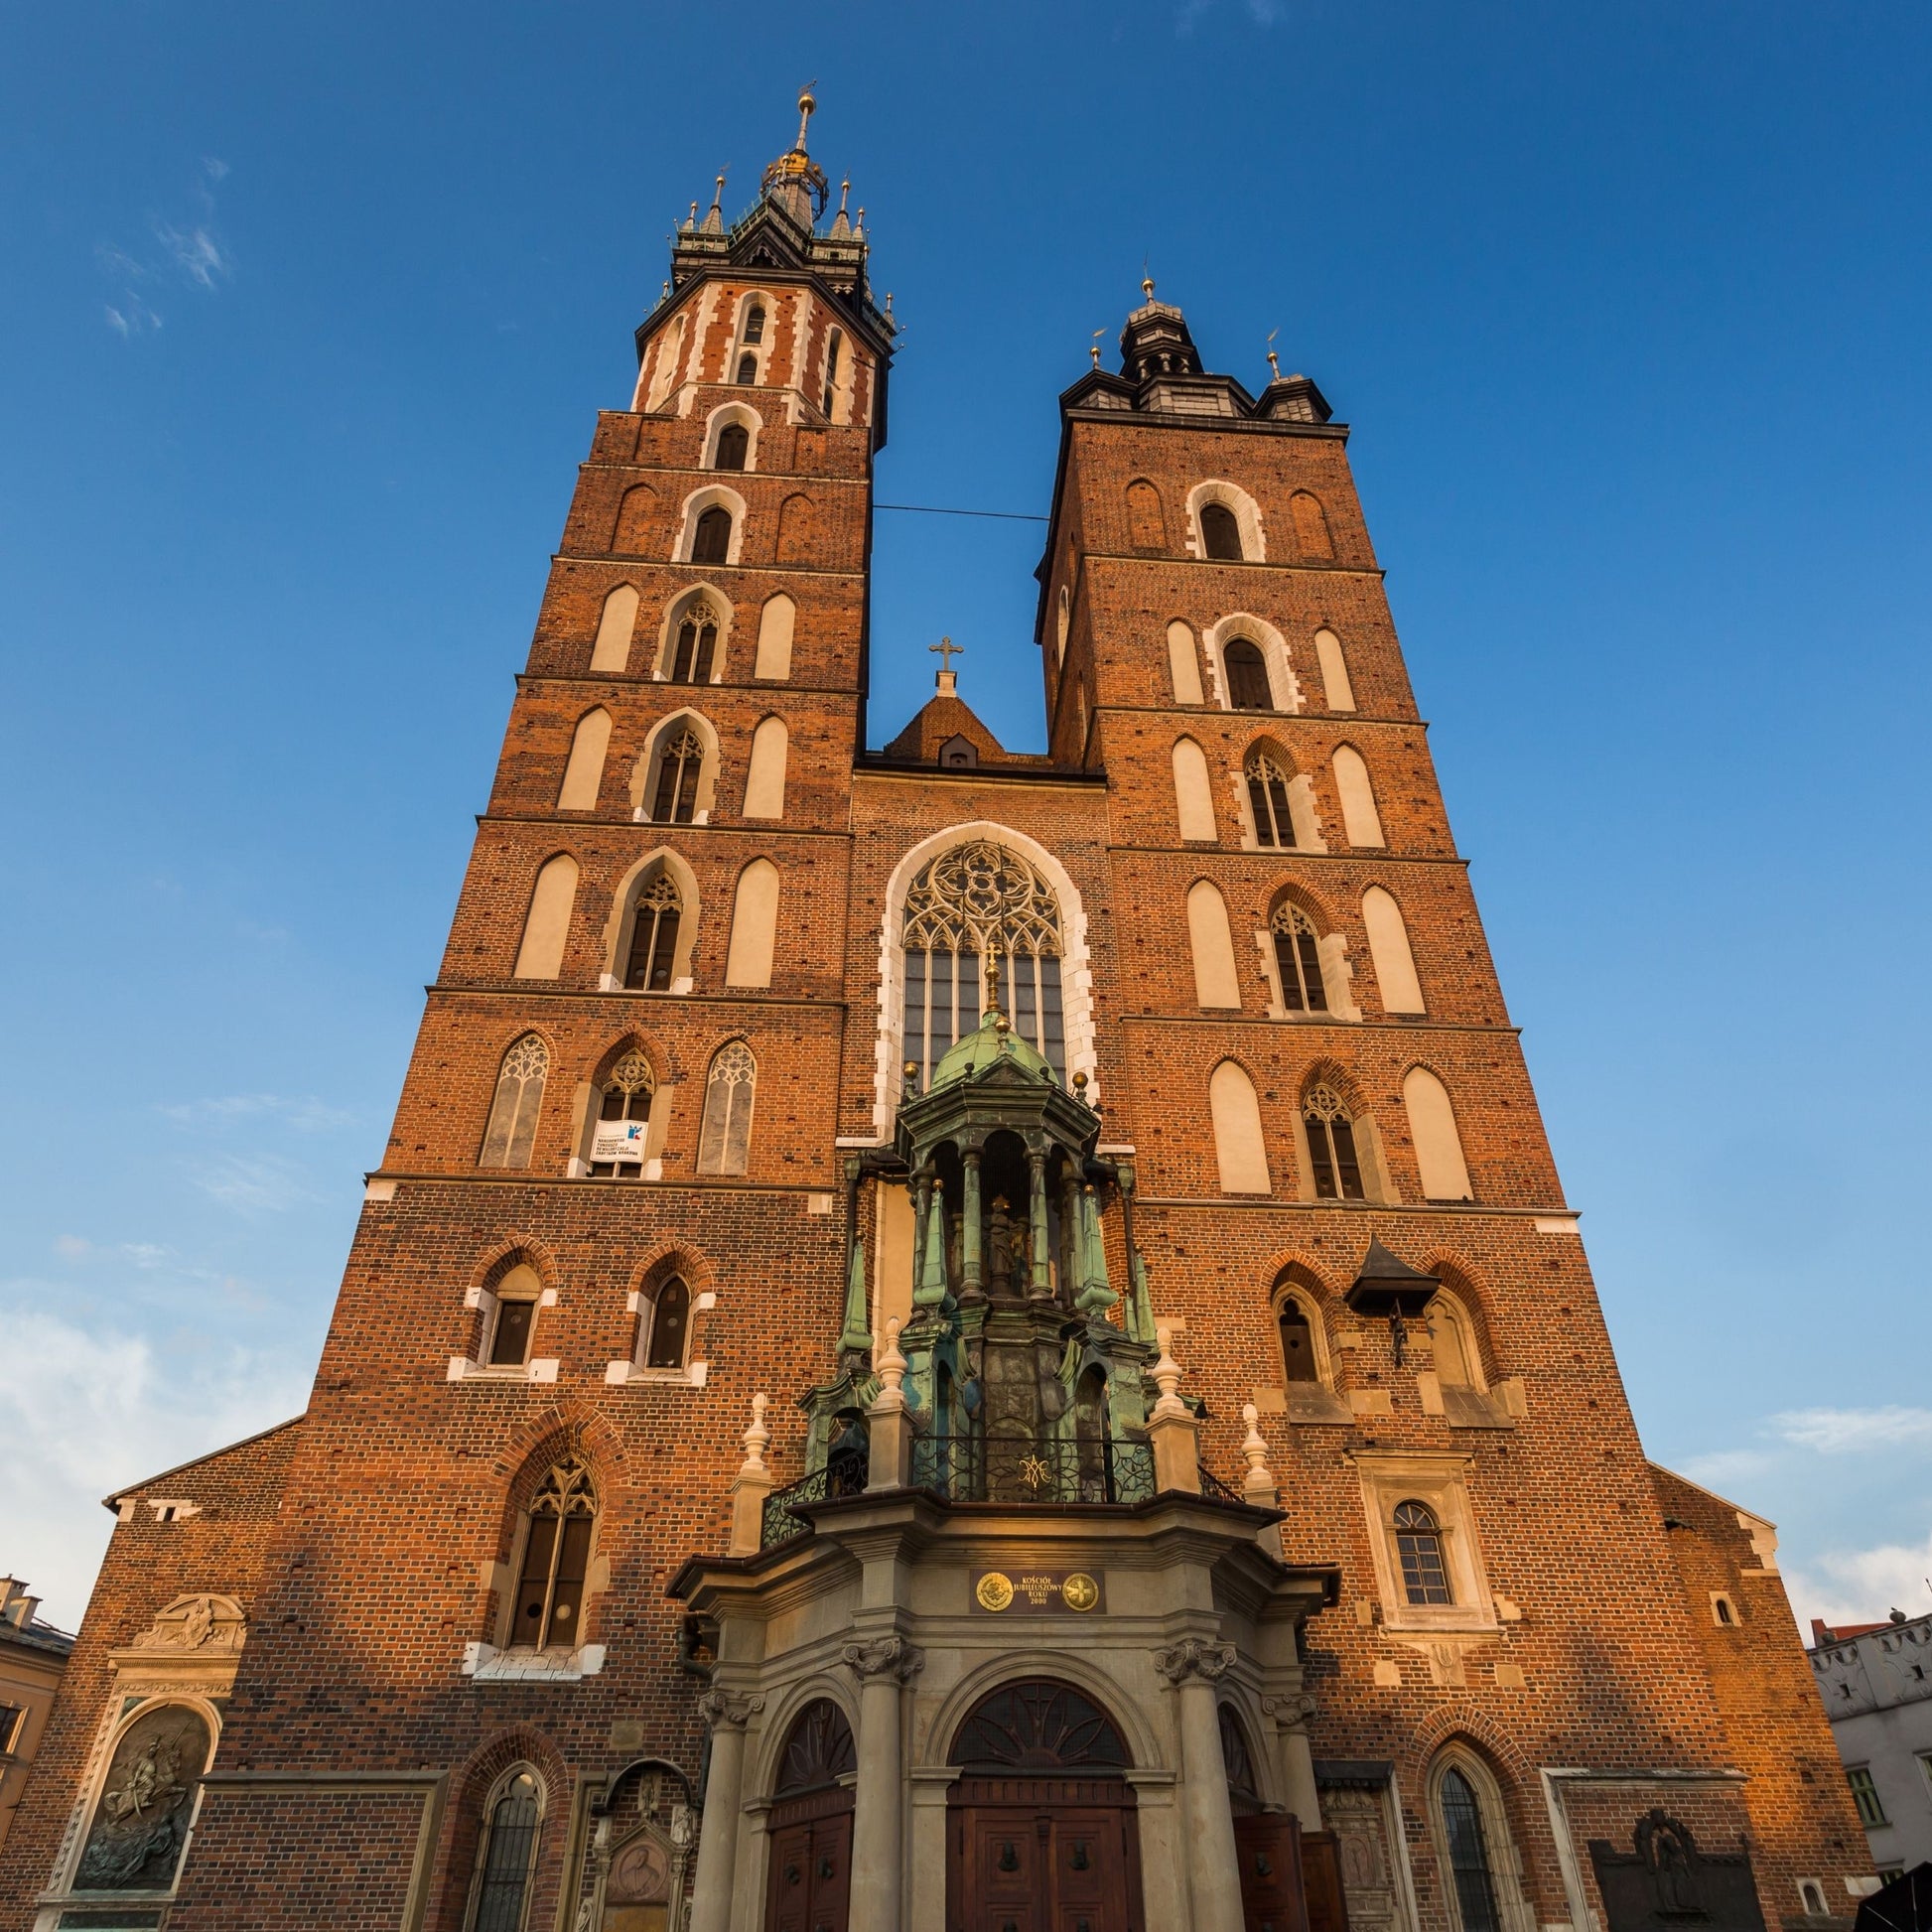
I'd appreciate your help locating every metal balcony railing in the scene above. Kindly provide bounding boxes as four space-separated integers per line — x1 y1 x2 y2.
907 1435 1158 1508
759 1441 869 1549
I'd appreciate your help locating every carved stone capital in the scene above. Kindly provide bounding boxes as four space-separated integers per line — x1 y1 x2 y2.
1154 1638 1237 1686
695 1689 764 1730
1262 1691 1318 1725
841 1635 926 1684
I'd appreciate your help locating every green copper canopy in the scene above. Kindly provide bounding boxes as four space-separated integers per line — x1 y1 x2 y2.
926 1008 1056 1093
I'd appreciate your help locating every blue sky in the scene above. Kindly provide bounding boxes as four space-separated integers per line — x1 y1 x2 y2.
2 1 1928 1630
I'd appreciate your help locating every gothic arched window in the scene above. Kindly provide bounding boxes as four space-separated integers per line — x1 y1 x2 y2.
1272 904 1328 1013
513 1458 597 1650
696 1040 757 1175
1247 753 1296 845
480 1034 547 1169
1393 1500 1451 1605
1303 1082 1364 1199
714 422 749 472
1200 500 1244 561
900 841 1065 1086
742 303 765 345
468 1768 542 1932
735 352 758 385
73 1704 211 1891
649 725 706 823
1280 1297 1320 1384
822 331 843 418
623 874 682 992
691 504 733 564
1438 1766 1501 1932
486 1262 542 1367
643 1275 689 1368
1224 638 1272 710
669 600 720 681
590 1047 654 1177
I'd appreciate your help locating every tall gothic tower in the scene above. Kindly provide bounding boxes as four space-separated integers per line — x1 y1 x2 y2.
4 100 1869 1932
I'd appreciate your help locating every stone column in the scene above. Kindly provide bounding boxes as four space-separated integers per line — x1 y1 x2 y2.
687 1689 763 1932
1263 1692 1322 1828
1027 1151 1051 1299
1155 1639 1244 1932
843 1635 925 1932
960 1149 984 1303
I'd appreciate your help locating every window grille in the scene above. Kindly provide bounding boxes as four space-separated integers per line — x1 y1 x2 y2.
697 1040 757 1175
480 1034 548 1169
900 840 1065 1085
650 727 706 823
669 600 719 681
470 1771 540 1932
1394 1500 1452 1604
513 1459 595 1650
1272 904 1328 1012
1440 1766 1501 1932
1247 754 1296 844
1304 1082 1365 1199
590 1048 654 1177
623 875 682 992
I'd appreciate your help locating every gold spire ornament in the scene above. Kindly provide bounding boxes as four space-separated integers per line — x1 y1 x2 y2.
1266 328 1281 381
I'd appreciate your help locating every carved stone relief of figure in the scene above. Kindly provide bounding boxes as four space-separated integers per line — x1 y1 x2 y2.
74 1704 211 1891
129 1592 246 1653
1320 1786 1400 1932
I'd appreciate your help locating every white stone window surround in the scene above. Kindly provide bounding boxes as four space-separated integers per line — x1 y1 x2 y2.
632 707 722 827
703 399 764 473
605 1281 717 1386
1200 614 1302 716
636 307 690 413
598 848 702 998
449 1272 560 1385
1184 480 1268 563
730 288 779 387
671 484 748 567
1229 738 1326 857
649 583 736 685
869 820 1100 1137
1252 893 1361 1024
1349 1449 1498 1636
568 1041 673 1181
477 1463 612 1674
1289 1081 1396 1204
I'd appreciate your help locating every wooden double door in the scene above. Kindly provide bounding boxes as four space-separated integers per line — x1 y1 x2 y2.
1231 1813 1350 1932
763 1784 854 1932
948 1775 1145 1932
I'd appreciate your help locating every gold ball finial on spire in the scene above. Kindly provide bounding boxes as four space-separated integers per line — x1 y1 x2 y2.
796 84 817 147
1142 273 1156 302
1266 327 1282 382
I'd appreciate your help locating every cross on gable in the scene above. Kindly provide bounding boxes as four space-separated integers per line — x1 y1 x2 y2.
929 636 963 671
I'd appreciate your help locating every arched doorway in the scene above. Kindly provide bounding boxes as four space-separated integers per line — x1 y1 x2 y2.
946 1679 1146 1932
762 1700 855 1932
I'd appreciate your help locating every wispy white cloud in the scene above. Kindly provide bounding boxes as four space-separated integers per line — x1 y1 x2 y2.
97 159 233 337
1771 1406 1932 1453
157 1093 354 1133
1785 1528 1932 1629
189 1153 320 1215
1678 1448 1777 1490
0 1304 308 1626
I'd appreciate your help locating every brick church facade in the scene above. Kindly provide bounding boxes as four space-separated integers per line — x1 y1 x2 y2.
2 95 1872 1932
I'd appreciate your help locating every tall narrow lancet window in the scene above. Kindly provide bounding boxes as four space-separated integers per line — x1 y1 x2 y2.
469 1770 541 1932
1280 1300 1320 1383
742 303 765 345
513 1458 596 1649
691 504 734 565
697 1040 757 1175
1394 1501 1451 1604
1200 500 1244 560
644 1275 690 1368
900 841 1065 1086
589 1048 654 1177
480 1035 548 1169
735 352 759 385
650 726 705 823
1439 1768 1502 1932
1272 904 1328 1012
669 602 719 682
713 421 750 471
1247 754 1296 846
822 331 843 417
1303 1083 1365 1199
1224 639 1273 710
624 875 682 991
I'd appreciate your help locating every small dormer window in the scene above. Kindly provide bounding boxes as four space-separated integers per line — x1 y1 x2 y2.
939 734 977 768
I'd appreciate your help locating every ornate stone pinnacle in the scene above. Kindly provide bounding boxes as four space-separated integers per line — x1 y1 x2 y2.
1151 1326 1187 1420
1241 1403 1272 1479
740 1391 769 1473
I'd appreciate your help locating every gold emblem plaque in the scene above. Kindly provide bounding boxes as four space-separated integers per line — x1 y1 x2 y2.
969 1568 1105 1614
975 1572 1015 1612
1060 1572 1099 1611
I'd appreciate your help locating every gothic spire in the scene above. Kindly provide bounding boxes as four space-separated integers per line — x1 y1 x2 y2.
760 85 829 228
